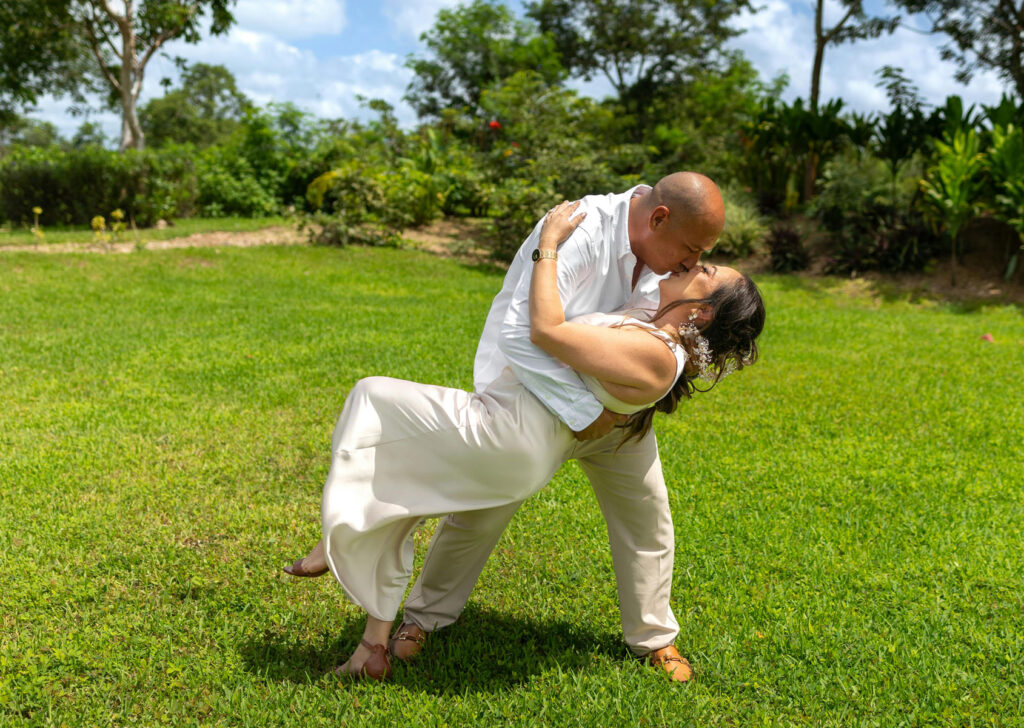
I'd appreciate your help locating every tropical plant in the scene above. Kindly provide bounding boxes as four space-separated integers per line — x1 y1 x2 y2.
716 188 768 258
767 223 810 272
985 123 1024 279
920 127 985 285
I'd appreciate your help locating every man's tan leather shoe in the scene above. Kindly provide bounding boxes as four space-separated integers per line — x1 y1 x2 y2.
388 622 427 661
646 645 693 683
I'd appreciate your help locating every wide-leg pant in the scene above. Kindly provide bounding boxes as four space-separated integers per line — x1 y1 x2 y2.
321 370 575 621
402 416 679 656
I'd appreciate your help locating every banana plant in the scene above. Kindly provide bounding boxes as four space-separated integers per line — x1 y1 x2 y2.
920 127 985 286
986 123 1024 280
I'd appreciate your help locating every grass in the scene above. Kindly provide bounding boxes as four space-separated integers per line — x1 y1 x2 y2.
1 244 1022 727
0 216 293 247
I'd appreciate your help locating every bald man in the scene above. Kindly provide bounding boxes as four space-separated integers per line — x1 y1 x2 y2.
392 173 724 682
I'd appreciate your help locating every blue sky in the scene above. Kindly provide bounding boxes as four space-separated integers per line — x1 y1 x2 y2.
31 0 1009 141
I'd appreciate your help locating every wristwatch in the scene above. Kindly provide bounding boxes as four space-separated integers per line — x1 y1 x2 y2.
532 249 557 262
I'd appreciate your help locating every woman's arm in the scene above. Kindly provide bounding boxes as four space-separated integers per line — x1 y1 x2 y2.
529 202 678 404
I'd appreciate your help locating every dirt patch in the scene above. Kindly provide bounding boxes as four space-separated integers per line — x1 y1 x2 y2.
4 217 1020 306
402 217 495 266
0 225 305 254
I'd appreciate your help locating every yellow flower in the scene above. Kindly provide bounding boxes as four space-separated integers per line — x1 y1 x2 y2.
111 209 124 222
91 215 106 231
32 206 42 216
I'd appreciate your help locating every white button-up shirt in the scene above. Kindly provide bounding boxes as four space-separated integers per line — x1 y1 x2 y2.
473 185 664 431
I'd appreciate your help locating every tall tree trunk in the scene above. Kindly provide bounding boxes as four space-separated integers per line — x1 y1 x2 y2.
1012 1 1024 100
811 0 825 114
116 5 144 151
804 0 825 201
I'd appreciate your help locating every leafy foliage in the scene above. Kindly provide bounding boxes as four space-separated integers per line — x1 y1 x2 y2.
890 0 1024 98
985 122 1024 279
526 0 753 139
140 63 251 148
766 222 810 272
404 0 564 119
716 187 768 259
0 144 194 226
920 127 986 284
0 0 92 123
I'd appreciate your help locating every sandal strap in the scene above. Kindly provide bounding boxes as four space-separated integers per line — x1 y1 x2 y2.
360 638 388 653
391 629 426 646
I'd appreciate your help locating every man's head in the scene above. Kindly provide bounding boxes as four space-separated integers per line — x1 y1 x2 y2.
628 172 725 275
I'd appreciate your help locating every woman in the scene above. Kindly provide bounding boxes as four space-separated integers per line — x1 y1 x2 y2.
287 201 764 680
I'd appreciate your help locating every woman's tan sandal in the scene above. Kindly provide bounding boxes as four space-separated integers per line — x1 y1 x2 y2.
335 639 392 681
646 645 693 683
282 557 328 578
388 622 427 661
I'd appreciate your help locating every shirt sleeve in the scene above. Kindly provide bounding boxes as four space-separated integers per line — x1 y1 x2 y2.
496 219 606 432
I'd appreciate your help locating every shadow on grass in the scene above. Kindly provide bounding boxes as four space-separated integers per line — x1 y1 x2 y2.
769 272 1024 314
237 603 626 694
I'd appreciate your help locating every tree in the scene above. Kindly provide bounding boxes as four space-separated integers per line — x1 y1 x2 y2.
140 63 250 147
891 0 1024 98
804 0 897 199
79 0 235 151
0 116 64 150
0 0 91 127
873 66 930 206
404 0 564 119
71 120 109 148
525 0 753 135
8 1 235 151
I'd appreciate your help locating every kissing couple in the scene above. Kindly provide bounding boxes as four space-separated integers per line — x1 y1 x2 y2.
284 172 765 683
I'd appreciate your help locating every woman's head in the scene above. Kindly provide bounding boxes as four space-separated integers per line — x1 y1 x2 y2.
654 263 764 380
620 265 764 442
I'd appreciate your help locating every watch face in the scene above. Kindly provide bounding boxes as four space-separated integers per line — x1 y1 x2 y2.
531 249 540 261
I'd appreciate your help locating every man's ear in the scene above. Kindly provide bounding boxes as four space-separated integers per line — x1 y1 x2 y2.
649 205 670 230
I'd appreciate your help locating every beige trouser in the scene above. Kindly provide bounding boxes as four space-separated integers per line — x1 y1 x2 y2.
403 427 679 656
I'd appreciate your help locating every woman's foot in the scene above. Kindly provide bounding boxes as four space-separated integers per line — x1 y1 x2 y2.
334 639 392 681
283 538 328 577
388 622 427 661
283 556 328 577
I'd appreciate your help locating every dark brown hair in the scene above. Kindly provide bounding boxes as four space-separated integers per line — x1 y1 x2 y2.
619 273 765 442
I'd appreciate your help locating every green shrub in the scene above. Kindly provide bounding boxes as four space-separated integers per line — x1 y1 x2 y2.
305 161 408 247
196 145 278 217
822 203 943 274
921 127 986 285
485 177 557 262
767 223 809 272
811 149 941 273
717 188 768 258
985 123 1024 279
0 145 196 226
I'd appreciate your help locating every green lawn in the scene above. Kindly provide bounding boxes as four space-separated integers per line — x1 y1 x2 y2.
1 244 1021 727
0 216 293 247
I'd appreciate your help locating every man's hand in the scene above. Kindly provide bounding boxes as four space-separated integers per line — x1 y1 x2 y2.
572 407 629 441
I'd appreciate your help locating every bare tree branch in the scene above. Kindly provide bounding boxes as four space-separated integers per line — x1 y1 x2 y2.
82 18 121 91
823 7 858 44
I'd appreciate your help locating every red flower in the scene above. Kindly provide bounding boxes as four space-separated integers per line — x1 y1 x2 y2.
488 120 501 130
511 141 519 147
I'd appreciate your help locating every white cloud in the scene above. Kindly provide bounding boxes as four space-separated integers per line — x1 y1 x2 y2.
232 0 347 39
382 0 460 39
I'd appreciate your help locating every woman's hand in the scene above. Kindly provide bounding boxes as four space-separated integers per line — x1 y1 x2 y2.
539 200 586 251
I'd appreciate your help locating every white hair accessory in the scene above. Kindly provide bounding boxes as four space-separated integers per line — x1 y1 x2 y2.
677 322 713 379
